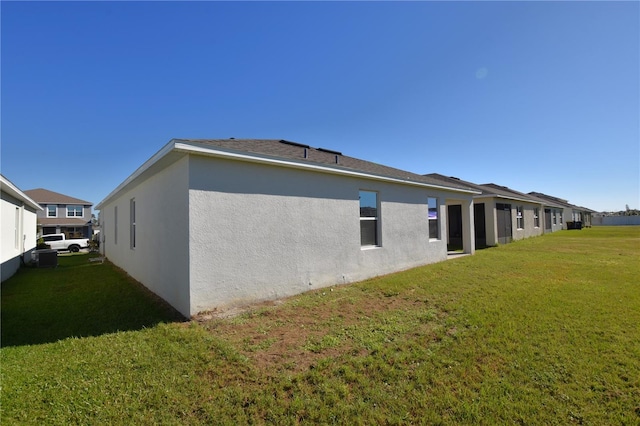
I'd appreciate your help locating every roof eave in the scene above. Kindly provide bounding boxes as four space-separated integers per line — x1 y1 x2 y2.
173 141 480 195
0 175 44 211
96 139 480 210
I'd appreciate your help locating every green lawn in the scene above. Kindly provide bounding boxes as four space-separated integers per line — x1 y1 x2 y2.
2 227 639 424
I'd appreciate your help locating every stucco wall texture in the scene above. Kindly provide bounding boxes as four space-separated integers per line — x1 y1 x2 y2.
188 156 451 316
100 153 459 317
100 156 192 316
1 191 38 282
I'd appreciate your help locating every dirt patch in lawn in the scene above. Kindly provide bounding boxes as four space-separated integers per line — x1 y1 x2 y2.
194 287 442 375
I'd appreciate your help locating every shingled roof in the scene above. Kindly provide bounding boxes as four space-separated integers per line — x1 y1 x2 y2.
174 139 477 192
98 138 481 209
425 174 550 205
528 192 588 210
24 188 92 206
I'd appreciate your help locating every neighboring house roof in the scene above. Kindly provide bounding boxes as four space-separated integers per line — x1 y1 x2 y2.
479 183 547 205
576 206 598 214
528 192 590 211
23 188 92 206
425 174 540 205
97 139 480 209
0 174 43 211
521 192 566 210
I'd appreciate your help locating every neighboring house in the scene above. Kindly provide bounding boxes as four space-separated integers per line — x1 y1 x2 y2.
1 175 42 282
426 175 552 248
96 138 478 317
528 192 594 229
523 192 567 233
24 188 93 238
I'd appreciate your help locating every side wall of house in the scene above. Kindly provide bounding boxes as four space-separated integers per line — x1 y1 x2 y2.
512 202 545 240
99 156 191 316
187 155 457 315
1 191 38 282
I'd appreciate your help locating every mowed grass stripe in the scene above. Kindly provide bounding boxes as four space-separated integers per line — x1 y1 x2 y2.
1 227 639 424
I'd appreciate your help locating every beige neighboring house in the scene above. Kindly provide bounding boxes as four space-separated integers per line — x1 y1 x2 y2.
96 138 479 317
528 192 594 229
426 174 560 248
24 188 93 238
1 175 42 282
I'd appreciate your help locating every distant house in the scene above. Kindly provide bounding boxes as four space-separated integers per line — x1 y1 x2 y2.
24 188 93 238
96 139 478 317
528 192 593 229
426 175 555 248
1 175 42 282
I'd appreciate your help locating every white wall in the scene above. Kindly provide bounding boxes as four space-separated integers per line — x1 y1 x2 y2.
187 155 457 315
1 192 39 282
593 216 640 226
99 156 192 316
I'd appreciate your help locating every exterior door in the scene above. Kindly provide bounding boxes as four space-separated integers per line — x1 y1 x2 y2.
544 208 552 231
474 203 486 248
496 203 512 244
447 205 463 251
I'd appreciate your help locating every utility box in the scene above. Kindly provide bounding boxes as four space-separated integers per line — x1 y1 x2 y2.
34 249 58 268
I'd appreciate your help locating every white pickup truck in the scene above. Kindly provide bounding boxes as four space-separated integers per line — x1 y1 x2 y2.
41 234 90 253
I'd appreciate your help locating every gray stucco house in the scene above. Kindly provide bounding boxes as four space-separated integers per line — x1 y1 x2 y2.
425 174 564 248
96 139 478 317
24 188 93 238
528 192 594 229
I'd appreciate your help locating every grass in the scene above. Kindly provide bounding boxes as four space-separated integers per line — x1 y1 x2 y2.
1 253 184 347
1 227 639 424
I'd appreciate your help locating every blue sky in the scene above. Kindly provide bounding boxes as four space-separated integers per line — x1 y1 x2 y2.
2 1 638 212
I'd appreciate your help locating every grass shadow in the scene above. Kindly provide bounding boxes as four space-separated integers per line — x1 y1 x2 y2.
1 253 185 347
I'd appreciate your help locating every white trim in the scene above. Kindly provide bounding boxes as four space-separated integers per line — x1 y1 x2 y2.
359 189 380 247
516 205 524 230
0 174 43 211
96 140 480 209
66 205 84 218
96 141 177 209
130 198 136 250
47 205 58 218
427 196 440 240
175 142 480 195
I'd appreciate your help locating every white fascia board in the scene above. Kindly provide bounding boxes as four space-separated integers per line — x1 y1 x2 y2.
96 140 180 210
96 139 479 210
474 193 543 205
173 142 480 196
0 175 43 211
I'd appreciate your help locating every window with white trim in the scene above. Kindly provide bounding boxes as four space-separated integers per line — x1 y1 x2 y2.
359 190 379 247
67 205 83 217
553 210 557 225
516 206 524 229
47 205 57 217
428 197 439 239
533 208 540 228
130 198 136 249
114 206 118 245
15 207 20 249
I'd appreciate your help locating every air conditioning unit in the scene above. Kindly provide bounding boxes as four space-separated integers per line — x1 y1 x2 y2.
34 249 58 268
